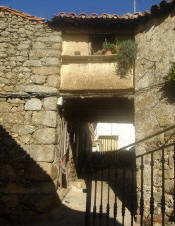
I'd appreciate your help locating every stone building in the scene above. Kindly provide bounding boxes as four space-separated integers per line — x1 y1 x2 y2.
0 0 175 225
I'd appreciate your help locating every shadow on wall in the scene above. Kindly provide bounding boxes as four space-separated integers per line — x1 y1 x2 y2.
0 125 61 225
0 125 124 226
160 81 175 104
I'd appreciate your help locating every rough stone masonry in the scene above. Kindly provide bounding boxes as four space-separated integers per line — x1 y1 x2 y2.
0 8 63 221
135 8 175 224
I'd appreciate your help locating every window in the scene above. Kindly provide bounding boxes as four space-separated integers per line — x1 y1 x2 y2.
91 33 115 55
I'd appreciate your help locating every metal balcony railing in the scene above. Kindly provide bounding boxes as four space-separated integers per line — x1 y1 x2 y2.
85 125 175 226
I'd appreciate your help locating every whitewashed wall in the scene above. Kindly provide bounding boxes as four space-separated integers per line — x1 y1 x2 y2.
94 123 135 149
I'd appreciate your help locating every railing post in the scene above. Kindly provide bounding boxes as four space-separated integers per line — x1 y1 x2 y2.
161 147 165 226
140 156 144 226
106 167 110 226
173 144 175 223
85 169 92 226
130 166 135 226
122 168 126 226
93 168 97 226
113 167 118 226
99 169 103 226
150 152 154 226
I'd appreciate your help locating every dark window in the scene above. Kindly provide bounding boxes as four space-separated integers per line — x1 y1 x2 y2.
91 33 115 55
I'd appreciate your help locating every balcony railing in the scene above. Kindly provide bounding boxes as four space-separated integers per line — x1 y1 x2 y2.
84 125 175 226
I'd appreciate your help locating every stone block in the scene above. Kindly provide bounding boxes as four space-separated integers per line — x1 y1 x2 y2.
30 49 60 58
43 97 57 111
32 42 46 49
33 128 56 144
23 60 42 67
31 75 46 84
2 195 19 210
22 85 57 93
7 98 25 104
45 57 60 66
32 67 60 76
17 43 31 50
52 43 62 50
3 112 24 124
18 125 36 135
0 23 7 30
0 102 11 112
3 85 15 92
2 182 55 194
25 98 42 111
47 75 60 88
165 168 174 179
25 162 58 181
25 162 52 181
23 144 55 162
0 165 16 180
20 135 31 144
48 36 62 42
32 111 57 127
36 36 61 43
0 77 9 84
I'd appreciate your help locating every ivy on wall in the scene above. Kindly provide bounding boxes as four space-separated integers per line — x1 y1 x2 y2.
116 40 138 76
162 62 175 102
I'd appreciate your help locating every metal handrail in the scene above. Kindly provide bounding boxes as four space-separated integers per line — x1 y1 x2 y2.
117 124 175 152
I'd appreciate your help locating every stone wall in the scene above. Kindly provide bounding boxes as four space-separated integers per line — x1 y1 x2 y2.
135 9 175 224
0 9 62 222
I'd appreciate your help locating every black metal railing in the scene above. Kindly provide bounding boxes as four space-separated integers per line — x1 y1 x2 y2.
85 125 175 226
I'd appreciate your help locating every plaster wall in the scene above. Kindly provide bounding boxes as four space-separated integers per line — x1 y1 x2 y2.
94 123 135 150
62 33 90 55
60 59 133 92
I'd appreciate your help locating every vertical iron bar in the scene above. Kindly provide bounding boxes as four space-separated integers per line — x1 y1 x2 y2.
122 168 126 226
60 119 63 188
113 167 118 226
99 169 103 226
130 167 134 226
140 156 144 226
106 167 110 226
173 144 175 222
113 150 118 226
161 147 165 226
93 168 97 226
150 152 154 226
85 171 92 226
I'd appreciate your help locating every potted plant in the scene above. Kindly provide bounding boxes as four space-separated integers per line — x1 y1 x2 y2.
102 40 116 55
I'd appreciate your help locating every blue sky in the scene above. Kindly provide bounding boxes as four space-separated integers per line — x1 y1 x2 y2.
1 0 163 19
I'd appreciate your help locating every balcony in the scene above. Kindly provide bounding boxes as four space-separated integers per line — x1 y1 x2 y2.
60 54 134 97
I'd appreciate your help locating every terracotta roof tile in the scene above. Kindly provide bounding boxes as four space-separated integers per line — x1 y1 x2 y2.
53 0 175 22
0 6 44 22
0 0 174 26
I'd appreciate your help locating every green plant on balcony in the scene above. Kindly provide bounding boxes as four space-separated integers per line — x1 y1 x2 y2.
102 40 117 54
116 40 138 76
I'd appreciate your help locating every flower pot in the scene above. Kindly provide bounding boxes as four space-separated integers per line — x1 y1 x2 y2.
105 50 112 55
